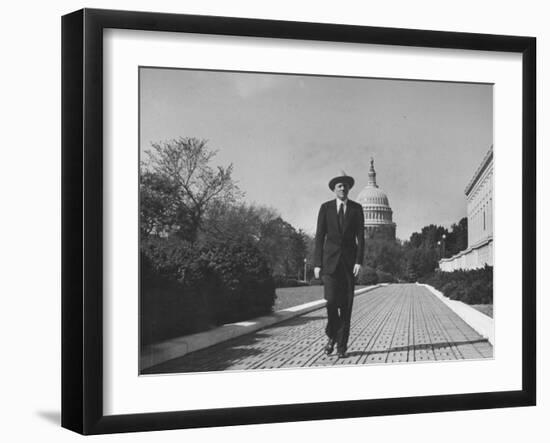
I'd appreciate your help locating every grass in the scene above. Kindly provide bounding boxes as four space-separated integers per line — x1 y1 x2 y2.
470 304 493 318
273 285 368 311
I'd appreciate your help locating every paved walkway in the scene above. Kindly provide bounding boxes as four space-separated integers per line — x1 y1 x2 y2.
143 284 493 374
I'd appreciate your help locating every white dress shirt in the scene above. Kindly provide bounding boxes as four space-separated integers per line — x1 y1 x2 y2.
336 198 348 214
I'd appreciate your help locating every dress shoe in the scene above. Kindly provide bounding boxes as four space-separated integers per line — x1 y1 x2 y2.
337 349 347 358
324 339 335 355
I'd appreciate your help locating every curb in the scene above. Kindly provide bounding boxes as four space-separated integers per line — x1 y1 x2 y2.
140 284 384 371
417 283 494 345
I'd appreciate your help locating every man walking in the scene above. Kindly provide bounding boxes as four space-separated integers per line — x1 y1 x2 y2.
313 172 364 358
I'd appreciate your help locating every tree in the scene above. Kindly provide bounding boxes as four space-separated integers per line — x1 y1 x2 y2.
140 137 242 242
257 217 307 278
202 202 311 280
140 171 179 237
415 224 448 250
363 239 403 276
445 217 468 257
403 247 438 281
200 202 277 244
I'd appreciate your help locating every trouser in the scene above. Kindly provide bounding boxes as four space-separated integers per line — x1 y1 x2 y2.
322 260 355 351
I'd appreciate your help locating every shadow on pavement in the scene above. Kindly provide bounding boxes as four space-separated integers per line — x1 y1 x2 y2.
384 338 491 354
142 312 328 374
345 338 491 359
144 332 280 374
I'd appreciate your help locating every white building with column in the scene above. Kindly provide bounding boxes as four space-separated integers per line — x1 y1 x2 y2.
439 146 493 271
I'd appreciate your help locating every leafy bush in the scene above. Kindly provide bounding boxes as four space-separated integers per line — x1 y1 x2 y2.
140 237 276 345
140 252 214 346
420 265 493 305
357 265 379 285
141 236 198 282
198 239 276 323
376 270 396 283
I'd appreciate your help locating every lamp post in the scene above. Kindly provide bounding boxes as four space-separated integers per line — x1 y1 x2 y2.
441 234 446 258
303 258 307 282
437 240 441 259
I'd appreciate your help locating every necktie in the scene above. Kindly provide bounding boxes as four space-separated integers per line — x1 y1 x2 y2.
338 203 344 232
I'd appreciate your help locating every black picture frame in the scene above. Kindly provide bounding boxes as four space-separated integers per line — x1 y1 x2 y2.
61 8 536 435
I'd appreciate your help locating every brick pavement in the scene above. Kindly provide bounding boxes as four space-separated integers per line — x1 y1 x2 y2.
143 283 493 374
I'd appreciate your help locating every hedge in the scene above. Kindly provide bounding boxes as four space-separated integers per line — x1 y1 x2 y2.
140 237 276 345
420 265 493 305
140 253 213 346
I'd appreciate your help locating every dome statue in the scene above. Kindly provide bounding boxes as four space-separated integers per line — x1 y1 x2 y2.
357 158 396 240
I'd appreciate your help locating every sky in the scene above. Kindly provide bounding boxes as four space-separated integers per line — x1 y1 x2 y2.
140 68 492 241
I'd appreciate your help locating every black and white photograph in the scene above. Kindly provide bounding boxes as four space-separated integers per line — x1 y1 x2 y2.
139 68 494 375
2 0 546 441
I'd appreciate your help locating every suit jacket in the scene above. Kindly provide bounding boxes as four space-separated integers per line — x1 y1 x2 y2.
313 199 365 275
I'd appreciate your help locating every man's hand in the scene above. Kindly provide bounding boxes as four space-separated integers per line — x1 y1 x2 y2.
314 267 321 279
353 264 362 277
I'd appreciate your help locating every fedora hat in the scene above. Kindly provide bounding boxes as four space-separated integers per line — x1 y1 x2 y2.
328 171 355 191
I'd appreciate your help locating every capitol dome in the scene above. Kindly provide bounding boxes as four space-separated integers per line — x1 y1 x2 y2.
358 186 390 207
357 158 396 240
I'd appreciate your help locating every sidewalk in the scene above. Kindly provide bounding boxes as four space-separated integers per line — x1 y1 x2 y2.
142 283 493 374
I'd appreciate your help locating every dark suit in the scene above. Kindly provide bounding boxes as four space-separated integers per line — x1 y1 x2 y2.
314 199 365 352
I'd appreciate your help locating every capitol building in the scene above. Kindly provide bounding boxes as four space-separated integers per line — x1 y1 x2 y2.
357 158 396 241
